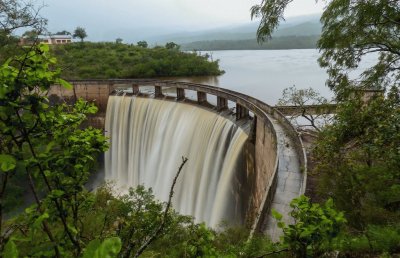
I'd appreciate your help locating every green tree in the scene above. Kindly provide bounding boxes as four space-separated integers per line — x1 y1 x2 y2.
54 30 71 35
137 40 148 48
49 42 223 79
22 29 39 41
252 0 400 99
278 86 332 132
273 195 346 258
254 0 400 231
0 0 47 63
0 0 46 35
165 42 179 50
115 37 123 44
314 89 400 229
0 44 107 256
73 26 87 42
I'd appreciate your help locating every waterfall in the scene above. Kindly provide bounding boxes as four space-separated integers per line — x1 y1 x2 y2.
105 95 248 227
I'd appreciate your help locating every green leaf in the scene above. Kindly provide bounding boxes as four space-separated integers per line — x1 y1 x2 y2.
82 237 121 258
25 205 38 215
39 43 50 52
0 154 16 172
68 224 78 235
98 237 122 257
82 239 101 258
58 79 72 90
46 141 56 152
50 189 64 198
3 240 18 258
277 221 286 229
272 208 283 221
33 212 49 229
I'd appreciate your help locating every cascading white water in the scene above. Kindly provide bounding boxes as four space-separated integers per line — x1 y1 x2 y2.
105 95 248 227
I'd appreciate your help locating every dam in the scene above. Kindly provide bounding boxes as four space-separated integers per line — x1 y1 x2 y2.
49 79 307 239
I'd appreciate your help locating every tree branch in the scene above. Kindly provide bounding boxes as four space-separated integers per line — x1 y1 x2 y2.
131 157 188 258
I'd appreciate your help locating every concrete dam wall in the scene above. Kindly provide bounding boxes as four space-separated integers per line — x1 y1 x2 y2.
49 79 306 234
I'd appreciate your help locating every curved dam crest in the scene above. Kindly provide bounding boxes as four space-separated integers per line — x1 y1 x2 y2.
105 95 248 227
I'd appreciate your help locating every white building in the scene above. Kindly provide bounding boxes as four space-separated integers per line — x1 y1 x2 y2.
20 35 73 45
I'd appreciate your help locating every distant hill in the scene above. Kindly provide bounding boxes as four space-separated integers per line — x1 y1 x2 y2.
147 13 321 45
180 35 320 51
273 22 321 37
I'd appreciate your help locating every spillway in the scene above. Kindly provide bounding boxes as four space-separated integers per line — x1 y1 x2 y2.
105 95 248 227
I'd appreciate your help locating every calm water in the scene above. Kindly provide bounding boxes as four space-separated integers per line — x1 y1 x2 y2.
168 49 332 105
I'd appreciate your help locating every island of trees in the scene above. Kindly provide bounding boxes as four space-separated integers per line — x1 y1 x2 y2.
51 42 223 79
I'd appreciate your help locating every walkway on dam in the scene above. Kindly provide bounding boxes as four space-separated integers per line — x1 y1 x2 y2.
263 116 303 241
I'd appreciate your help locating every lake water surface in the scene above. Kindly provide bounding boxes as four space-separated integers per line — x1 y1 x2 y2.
169 49 332 105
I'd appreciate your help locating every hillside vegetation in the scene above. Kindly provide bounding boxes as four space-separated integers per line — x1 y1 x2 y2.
158 20 321 51
181 35 319 51
51 42 223 79
147 17 321 44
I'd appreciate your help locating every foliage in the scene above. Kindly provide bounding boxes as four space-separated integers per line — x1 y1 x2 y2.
181 35 318 51
165 42 179 50
314 89 400 229
273 195 346 258
79 184 196 258
251 0 291 43
0 0 47 63
252 0 400 98
333 224 400 255
137 40 148 48
0 0 46 34
54 30 71 35
255 0 400 243
51 42 223 79
73 26 87 42
82 237 122 258
278 85 332 131
22 29 40 41
317 1 400 99
0 44 107 256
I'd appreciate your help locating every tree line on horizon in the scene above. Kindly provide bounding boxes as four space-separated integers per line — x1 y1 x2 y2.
181 35 319 51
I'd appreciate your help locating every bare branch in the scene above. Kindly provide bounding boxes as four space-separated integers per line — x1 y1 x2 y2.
132 157 188 258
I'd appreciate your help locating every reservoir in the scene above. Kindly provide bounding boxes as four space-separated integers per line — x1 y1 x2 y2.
167 49 332 104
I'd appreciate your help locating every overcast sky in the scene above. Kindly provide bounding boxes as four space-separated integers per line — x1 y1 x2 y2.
41 0 325 41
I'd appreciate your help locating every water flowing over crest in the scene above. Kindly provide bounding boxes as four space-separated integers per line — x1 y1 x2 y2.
105 95 248 227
